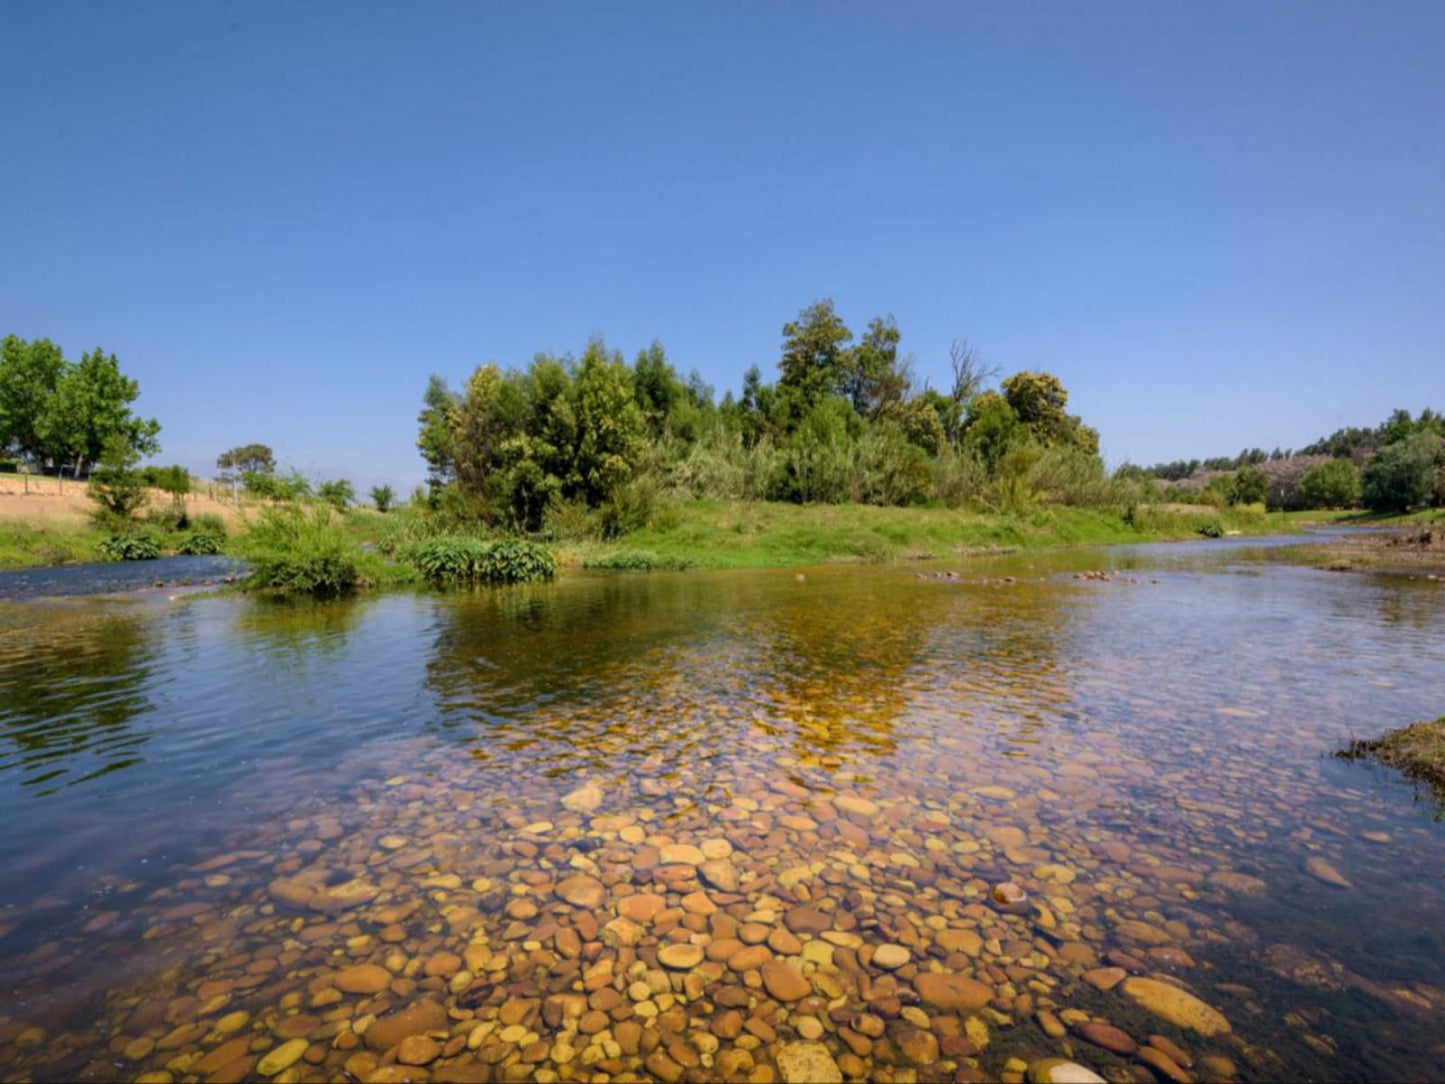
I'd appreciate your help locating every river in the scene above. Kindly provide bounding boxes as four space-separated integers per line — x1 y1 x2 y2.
0 537 1442 1082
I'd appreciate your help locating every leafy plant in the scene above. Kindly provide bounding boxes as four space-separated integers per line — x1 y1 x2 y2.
404 536 557 587
1196 520 1225 538
236 505 362 595
370 484 395 513
87 434 148 519
98 532 161 561
176 530 224 555
583 550 696 571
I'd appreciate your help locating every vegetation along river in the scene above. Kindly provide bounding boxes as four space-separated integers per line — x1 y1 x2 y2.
1 536 1443 1083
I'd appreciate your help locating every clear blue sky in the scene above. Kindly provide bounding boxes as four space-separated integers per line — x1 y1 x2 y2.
3 1 1442 491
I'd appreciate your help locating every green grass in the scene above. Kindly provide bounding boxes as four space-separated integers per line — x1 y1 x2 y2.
563 500 1293 571
0 523 104 569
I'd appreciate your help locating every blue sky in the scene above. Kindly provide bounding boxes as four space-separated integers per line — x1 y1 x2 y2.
3 1 1442 491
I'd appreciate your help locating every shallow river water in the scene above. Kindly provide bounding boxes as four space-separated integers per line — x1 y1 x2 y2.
1 538 1443 1083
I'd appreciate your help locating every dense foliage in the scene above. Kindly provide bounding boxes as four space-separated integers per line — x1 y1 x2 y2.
235 505 364 595
1296 459 1361 509
1362 433 1444 513
417 302 1108 535
404 536 557 587
0 336 160 475
98 532 162 561
176 530 224 555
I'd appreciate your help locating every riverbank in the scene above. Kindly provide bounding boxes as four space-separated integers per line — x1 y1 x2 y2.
1275 512 1445 577
1338 716 1445 802
3 498 1323 577
562 500 1314 571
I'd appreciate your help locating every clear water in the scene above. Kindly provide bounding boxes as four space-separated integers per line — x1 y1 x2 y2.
1 540 1442 1082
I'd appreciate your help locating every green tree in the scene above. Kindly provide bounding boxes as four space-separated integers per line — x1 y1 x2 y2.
41 347 161 476
87 434 148 520
1297 459 1361 509
961 391 1024 471
1228 465 1268 505
416 375 460 492
777 300 853 417
0 335 65 463
1362 433 1444 512
571 339 644 507
370 484 395 513
1000 371 1098 454
154 464 191 509
318 479 355 509
838 316 908 419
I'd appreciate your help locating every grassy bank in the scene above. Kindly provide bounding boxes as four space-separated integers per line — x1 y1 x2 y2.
0 497 1329 580
562 500 1293 571
1338 717 1445 803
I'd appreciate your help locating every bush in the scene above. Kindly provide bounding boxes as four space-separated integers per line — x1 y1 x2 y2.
583 550 697 571
1196 520 1225 538
193 512 228 537
1363 433 1444 513
1297 458 1361 509
88 435 147 519
370 484 395 513
404 536 557 588
599 476 661 539
237 505 362 595
99 532 162 561
176 531 224 555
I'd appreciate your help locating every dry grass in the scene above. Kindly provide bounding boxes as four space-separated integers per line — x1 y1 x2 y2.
0 475 247 528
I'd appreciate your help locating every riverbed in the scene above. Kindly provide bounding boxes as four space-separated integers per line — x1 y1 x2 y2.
1 537 1443 1082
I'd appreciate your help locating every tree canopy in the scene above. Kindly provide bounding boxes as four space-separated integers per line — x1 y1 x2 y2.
0 336 160 474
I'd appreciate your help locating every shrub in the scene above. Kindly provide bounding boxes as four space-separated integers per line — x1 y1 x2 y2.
404 536 557 587
583 550 697 571
176 531 224 555
599 476 664 539
88 435 147 519
370 484 395 513
1297 458 1361 509
1196 520 1225 538
99 532 162 561
237 505 361 595
193 512 228 537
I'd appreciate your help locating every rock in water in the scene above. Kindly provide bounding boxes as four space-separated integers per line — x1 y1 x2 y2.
1305 856 1353 888
561 780 603 813
1027 1058 1106 1084
1121 977 1231 1036
777 1041 843 1083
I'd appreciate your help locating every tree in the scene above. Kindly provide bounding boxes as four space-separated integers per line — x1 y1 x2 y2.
416 375 460 492
217 443 275 499
318 479 354 509
961 391 1024 471
571 339 644 507
88 434 147 520
217 443 275 476
153 465 191 509
1229 465 1268 506
948 338 1000 410
370 484 395 513
1362 433 1444 512
838 316 908 419
1000 371 1098 454
777 300 853 415
42 347 160 476
1297 459 1361 509
0 335 65 463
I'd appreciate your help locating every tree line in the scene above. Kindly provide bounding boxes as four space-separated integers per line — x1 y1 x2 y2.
1123 407 1444 513
416 299 1108 534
